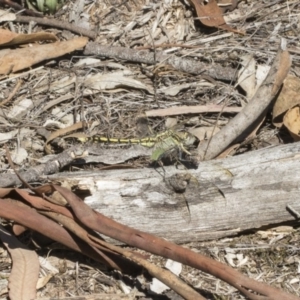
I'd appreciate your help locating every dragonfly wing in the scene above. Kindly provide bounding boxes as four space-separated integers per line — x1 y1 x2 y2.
136 115 153 137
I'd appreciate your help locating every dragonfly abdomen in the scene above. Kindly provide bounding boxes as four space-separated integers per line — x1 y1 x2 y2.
90 136 156 147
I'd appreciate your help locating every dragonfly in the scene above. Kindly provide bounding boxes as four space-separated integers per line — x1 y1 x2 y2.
77 129 197 163
77 118 199 223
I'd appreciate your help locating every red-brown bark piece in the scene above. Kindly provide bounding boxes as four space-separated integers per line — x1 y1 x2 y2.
187 0 242 33
53 185 298 300
0 199 113 267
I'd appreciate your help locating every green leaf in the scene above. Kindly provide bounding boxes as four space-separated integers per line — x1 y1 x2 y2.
36 0 44 12
26 0 64 14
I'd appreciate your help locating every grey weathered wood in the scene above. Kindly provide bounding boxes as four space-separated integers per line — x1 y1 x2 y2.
49 142 300 243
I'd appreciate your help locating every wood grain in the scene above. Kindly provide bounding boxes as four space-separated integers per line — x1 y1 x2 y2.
49 142 300 244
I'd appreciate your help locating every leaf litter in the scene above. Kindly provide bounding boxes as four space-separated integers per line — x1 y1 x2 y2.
0 0 299 299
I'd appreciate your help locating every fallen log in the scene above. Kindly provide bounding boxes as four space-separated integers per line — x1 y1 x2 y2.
49 142 300 243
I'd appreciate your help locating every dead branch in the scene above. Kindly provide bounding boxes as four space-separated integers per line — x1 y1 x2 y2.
83 42 238 82
0 147 83 187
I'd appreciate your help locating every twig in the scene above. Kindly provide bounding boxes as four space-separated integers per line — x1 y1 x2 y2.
5 144 35 190
0 79 22 107
84 42 238 82
136 42 211 50
286 204 300 219
146 27 159 108
33 295 130 300
14 15 97 40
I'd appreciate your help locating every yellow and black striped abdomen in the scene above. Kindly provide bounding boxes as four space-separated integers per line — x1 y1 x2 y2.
77 130 196 150
84 136 157 148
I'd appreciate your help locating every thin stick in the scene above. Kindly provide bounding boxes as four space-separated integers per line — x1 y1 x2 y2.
146 27 160 108
15 15 97 40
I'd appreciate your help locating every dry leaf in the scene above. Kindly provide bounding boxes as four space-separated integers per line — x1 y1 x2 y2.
84 71 154 94
11 148 28 165
238 55 270 101
189 126 220 141
187 0 242 33
0 29 57 46
238 55 270 100
39 256 59 274
0 29 18 44
36 274 53 290
0 37 88 74
218 0 238 12
146 105 241 117
7 99 34 119
216 143 239 158
165 118 178 129
0 225 39 300
0 10 16 22
223 9 243 23
150 260 182 294
283 106 300 141
238 55 256 99
160 83 197 96
273 74 300 127
0 129 18 143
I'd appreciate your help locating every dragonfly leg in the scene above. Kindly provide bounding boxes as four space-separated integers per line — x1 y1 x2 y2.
177 144 192 163
152 159 167 179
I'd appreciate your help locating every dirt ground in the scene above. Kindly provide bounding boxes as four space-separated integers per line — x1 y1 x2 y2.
1 226 298 299
0 0 300 299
